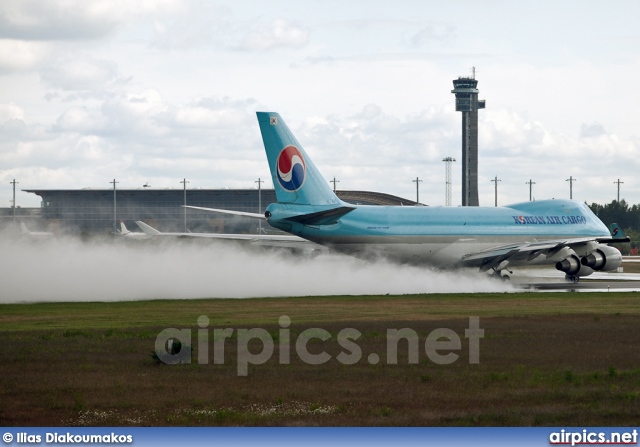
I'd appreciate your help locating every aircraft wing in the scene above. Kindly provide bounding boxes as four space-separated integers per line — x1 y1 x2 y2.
460 235 629 272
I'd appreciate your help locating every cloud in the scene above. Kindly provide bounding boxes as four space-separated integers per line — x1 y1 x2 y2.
54 106 109 134
1 0 639 214
90 90 170 139
288 103 640 206
40 54 121 91
238 19 310 51
5 86 640 210
298 104 457 171
480 108 548 155
0 1 181 74
73 92 261 156
475 108 640 205
0 91 265 201
0 0 181 41
163 97 256 129
0 102 24 121
0 38 51 72
408 24 457 47
0 1 121 41
580 122 607 138
148 5 309 52
150 2 234 50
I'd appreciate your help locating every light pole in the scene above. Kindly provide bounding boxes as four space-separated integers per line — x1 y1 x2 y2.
566 176 577 200
330 177 339 193
526 179 535 201
110 179 118 233
255 178 264 233
614 179 624 202
491 176 501 207
10 179 18 220
412 177 422 204
180 178 189 232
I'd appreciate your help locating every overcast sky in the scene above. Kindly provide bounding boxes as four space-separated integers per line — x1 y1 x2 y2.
1 0 639 209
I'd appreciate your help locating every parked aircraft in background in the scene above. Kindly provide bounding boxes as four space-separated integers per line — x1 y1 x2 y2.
20 222 53 238
118 221 150 239
187 112 628 282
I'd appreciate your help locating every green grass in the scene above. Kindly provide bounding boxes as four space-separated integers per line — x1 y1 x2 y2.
2 291 640 331
2 292 640 426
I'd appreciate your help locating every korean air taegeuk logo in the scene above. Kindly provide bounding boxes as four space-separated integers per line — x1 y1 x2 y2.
276 146 306 192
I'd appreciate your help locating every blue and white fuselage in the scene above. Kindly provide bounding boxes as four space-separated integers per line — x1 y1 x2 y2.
266 199 610 267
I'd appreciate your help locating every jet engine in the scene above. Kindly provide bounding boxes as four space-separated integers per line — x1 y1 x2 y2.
555 253 594 277
581 245 622 272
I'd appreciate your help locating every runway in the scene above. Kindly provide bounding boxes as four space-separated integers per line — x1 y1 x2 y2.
524 280 640 291
512 258 640 291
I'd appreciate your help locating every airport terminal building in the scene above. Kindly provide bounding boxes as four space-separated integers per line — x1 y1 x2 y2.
22 188 417 235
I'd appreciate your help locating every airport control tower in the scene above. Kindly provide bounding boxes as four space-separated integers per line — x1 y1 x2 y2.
451 70 485 206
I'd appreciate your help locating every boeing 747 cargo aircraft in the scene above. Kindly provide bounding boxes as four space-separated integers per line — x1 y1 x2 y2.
188 112 628 282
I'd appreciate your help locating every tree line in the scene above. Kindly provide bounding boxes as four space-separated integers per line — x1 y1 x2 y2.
588 200 640 253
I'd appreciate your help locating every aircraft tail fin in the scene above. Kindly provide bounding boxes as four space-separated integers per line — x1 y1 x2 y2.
135 221 162 236
609 223 627 240
119 220 130 235
20 222 30 234
256 112 342 206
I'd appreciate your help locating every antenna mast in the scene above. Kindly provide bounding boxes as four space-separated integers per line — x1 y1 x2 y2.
442 157 456 206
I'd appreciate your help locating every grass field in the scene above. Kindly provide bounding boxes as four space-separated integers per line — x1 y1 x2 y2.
620 261 640 274
2 292 640 426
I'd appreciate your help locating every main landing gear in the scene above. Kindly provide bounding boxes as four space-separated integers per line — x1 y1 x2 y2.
492 267 512 282
565 275 580 283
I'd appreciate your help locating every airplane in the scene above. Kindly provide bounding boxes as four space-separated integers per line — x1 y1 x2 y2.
133 220 321 250
117 220 150 239
20 222 54 238
187 111 629 282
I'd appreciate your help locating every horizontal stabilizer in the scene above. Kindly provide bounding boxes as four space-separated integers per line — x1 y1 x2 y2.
604 223 630 243
184 205 265 220
283 206 356 226
596 236 630 244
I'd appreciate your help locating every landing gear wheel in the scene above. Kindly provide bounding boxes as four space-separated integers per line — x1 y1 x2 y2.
565 275 580 283
490 267 512 282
